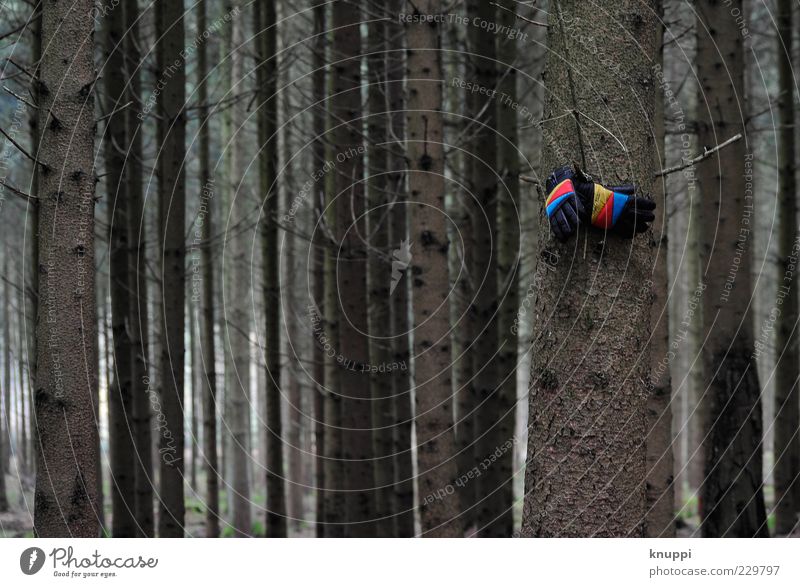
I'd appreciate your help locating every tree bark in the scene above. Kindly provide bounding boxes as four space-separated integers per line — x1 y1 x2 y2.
405 0 462 537
696 0 768 539
332 0 375 537
0 257 9 510
773 0 800 537
103 3 137 537
645 1 675 537
521 0 659 538
256 0 288 538
33 0 100 537
155 0 186 538
124 0 154 537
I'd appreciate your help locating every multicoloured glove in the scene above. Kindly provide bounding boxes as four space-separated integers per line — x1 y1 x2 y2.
546 165 656 240
545 166 585 242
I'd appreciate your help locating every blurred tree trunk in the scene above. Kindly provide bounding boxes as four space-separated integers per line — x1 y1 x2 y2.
487 0 520 538
155 0 186 538
696 0 767 538
367 12 396 538
226 4 252 537
311 0 327 537
33 0 99 537
256 0 288 538
104 3 137 537
773 0 799 537
405 0 462 538
332 0 375 537
16 302 27 478
0 258 9 511
387 3 414 538
189 298 199 492
124 0 154 537
645 1 675 537
521 0 658 538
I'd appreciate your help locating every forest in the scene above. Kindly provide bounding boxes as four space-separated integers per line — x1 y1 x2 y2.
0 0 798 539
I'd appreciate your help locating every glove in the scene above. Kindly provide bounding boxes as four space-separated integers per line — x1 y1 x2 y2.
545 165 585 242
547 165 656 239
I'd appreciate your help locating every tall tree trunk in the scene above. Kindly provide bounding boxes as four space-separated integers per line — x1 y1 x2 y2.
332 0 375 537
696 0 768 538
0 258 9 510
487 0 519 538
405 0 461 537
773 0 800 537
521 0 659 538
155 0 186 538
226 4 252 537
124 0 154 537
387 4 414 538
33 0 99 537
311 0 327 537
367 12 396 538
189 298 199 492
646 1 675 537
103 3 137 537
257 0 288 538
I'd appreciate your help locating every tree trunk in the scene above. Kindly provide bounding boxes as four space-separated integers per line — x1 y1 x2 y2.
387 4 414 538
696 0 768 539
103 4 137 537
0 257 9 510
487 0 520 538
256 0 288 538
33 0 100 537
773 0 800 537
645 2 675 537
124 0 154 537
155 0 186 538
226 4 252 537
311 0 327 537
367 12 396 538
332 0 375 537
521 0 659 538
405 0 462 537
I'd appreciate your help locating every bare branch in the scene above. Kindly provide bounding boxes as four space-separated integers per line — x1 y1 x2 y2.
655 133 743 177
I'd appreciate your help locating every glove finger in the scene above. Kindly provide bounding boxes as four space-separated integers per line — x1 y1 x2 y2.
563 198 580 227
609 184 637 196
556 208 573 240
549 215 566 242
571 194 586 219
631 197 656 211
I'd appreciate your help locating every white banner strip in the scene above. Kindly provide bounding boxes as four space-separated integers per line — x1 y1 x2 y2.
2 538 798 586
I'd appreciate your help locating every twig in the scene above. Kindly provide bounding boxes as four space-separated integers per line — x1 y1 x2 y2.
654 133 743 177
0 126 44 167
490 2 549 27
0 178 36 202
96 100 132 123
520 175 541 185
3 85 37 110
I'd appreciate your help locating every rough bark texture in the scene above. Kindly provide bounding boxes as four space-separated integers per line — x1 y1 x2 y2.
155 0 186 538
521 0 658 538
257 0 288 538
34 0 100 537
405 0 462 537
367 12 396 538
645 3 675 537
332 0 376 537
487 0 520 538
104 4 137 537
696 0 768 539
773 0 800 537
387 3 415 537
124 0 154 537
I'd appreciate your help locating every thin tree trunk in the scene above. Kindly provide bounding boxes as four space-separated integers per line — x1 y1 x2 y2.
155 0 186 538
124 0 154 537
256 0 288 538
104 4 137 537
189 298 199 492
646 2 675 537
311 0 326 538
332 0 375 537
33 0 99 536
0 258 9 510
367 11 396 538
18 283 28 478
405 0 461 537
773 0 800 537
521 0 659 538
387 4 414 538
486 0 519 538
696 0 768 539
